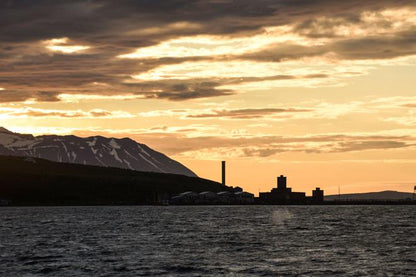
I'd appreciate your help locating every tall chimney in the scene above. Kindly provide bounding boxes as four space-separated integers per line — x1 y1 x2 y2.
221 161 226 186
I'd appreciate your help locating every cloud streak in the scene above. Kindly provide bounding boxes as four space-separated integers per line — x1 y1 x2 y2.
68 127 416 158
186 108 312 119
0 107 133 119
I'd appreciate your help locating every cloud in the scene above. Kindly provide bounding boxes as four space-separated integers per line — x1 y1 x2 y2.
0 90 60 103
186 108 312 119
173 136 414 159
332 140 408 152
1 1 416 102
330 32 416 60
57 93 146 103
117 25 318 59
131 60 332 80
0 107 133 119
5 124 413 159
138 100 368 121
139 82 233 100
383 115 416 126
43 37 90 54
68 127 416 158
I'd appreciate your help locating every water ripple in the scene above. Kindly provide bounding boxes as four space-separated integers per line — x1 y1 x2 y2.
0 206 415 276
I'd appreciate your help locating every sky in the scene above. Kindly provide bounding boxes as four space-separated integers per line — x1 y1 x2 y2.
1 0 416 195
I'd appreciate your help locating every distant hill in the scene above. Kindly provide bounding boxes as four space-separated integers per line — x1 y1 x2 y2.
325 190 414 201
0 155 230 205
0 127 196 177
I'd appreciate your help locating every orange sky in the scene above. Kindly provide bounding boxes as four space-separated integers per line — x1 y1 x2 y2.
1 1 416 195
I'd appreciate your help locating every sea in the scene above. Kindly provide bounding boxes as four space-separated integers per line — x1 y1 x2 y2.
0 206 415 276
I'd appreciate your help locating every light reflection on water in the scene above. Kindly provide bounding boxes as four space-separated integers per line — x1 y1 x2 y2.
0 206 415 276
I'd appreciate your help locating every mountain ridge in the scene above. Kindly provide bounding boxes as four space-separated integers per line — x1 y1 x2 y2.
325 190 414 200
0 127 196 177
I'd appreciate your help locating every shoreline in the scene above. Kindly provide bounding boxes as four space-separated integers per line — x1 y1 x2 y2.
1 200 415 207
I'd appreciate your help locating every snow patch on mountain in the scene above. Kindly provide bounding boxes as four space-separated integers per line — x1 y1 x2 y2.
0 133 18 146
109 139 120 149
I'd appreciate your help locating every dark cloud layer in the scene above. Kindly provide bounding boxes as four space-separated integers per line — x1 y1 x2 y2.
2 0 413 43
1 0 416 102
0 90 60 103
242 30 416 62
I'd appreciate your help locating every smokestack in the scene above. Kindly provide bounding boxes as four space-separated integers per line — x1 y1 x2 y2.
221 161 226 186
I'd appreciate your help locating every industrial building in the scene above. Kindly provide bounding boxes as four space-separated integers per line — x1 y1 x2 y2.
169 161 254 205
170 190 254 205
258 175 324 204
170 164 325 205
312 187 324 202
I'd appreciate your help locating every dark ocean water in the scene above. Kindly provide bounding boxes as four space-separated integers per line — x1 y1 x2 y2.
0 206 415 276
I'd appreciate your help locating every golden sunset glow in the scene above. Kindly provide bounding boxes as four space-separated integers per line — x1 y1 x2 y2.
44 37 90 53
58 93 146 103
118 26 312 59
2 2 416 195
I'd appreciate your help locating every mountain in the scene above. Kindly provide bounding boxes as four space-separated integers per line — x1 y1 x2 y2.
325 190 414 201
0 127 196 177
0 155 229 205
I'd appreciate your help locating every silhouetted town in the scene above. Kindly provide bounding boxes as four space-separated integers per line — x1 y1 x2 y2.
170 174 324 205
169 161 324 205
169 161 416 205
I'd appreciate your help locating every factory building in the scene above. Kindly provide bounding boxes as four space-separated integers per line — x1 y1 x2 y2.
258 175 325 204
170 161 254 204
234 191 255 204
259 175 306 204
312 187 324 202
199 191 218 203
170 191 199 205
170 190 254 205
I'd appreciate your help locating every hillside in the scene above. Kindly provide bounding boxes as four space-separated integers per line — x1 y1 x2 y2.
0 155 230 205
325 190 414 201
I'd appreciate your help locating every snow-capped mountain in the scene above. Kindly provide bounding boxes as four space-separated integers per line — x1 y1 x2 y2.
0 127 197 177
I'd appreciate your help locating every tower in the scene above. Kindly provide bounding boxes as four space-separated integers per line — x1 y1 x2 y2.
277 175 287 189
222 161 226 186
